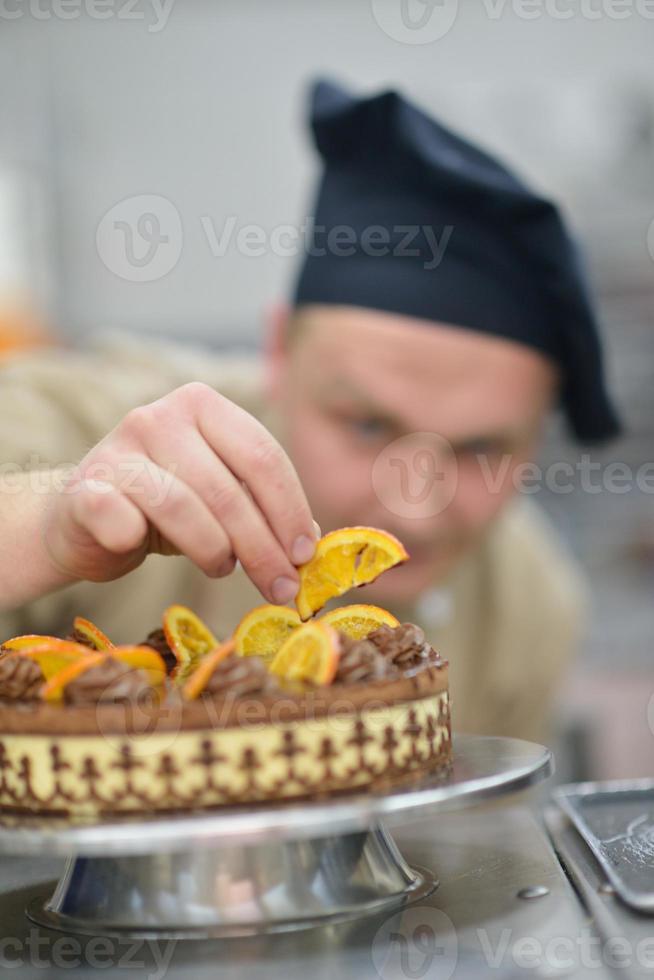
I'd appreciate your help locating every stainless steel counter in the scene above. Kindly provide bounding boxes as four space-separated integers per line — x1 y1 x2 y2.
0 797 617 980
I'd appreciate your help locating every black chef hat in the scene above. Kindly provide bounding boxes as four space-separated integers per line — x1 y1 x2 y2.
292 79 621 443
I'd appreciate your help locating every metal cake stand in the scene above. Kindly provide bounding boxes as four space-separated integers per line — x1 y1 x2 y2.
0 734 552 938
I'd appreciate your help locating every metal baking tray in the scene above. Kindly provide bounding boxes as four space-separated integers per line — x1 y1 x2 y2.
553 779 654 913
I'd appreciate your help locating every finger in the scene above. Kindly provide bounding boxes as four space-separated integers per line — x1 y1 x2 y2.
95 456 233 578
72 480 148 554
183 385 319 564
142 429 303 604
146 529 182 558
215 554 237 577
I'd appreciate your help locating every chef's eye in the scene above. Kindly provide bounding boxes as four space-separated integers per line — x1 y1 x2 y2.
455 439 504 459
348 417 390 439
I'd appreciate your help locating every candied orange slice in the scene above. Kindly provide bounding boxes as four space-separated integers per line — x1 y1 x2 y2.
41 647 166 701
319 604 400 639
73 616 114 651
182 638 236 701
295 527 409 621
163 605 219 672
233 604 301 661
269 621 340 685
14 640 94 680
42 653 107 702
2 634 60 652
110 646 167 685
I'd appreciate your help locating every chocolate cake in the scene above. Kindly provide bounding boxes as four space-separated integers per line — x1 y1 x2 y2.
0 621 451 816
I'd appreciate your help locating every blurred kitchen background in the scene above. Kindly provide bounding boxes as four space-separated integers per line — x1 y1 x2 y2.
0 0 652 779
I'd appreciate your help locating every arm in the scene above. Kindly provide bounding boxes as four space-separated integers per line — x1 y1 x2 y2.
0 469 77 610
0 382 319 613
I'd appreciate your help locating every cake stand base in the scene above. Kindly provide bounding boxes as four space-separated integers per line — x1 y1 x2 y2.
0 736 553 939
25 825 437 938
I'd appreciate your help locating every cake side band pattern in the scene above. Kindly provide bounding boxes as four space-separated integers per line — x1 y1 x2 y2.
0 691 451 814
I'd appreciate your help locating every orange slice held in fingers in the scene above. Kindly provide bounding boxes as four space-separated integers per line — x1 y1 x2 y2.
269 621 341 685
295 527 409 621
233 604 301 661
163 605 219 674
72 616 114 651
319 604 400 639
182 638 236 701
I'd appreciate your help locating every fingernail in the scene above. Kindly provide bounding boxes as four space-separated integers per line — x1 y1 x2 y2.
312 520 322 538
271 576 299 604
292 534 316 564
215 556 236 576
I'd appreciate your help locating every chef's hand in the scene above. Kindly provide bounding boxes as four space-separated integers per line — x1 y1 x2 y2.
42 383 320 605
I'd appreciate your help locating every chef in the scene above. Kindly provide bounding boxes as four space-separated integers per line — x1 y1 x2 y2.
0 80 620 742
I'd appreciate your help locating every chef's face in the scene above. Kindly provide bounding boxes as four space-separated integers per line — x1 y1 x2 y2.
266 305 557 603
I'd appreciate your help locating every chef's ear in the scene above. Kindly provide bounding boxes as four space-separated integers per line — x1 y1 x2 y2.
262 302 291 400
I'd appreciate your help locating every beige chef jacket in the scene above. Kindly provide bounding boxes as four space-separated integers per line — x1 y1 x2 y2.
0 332 586 743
